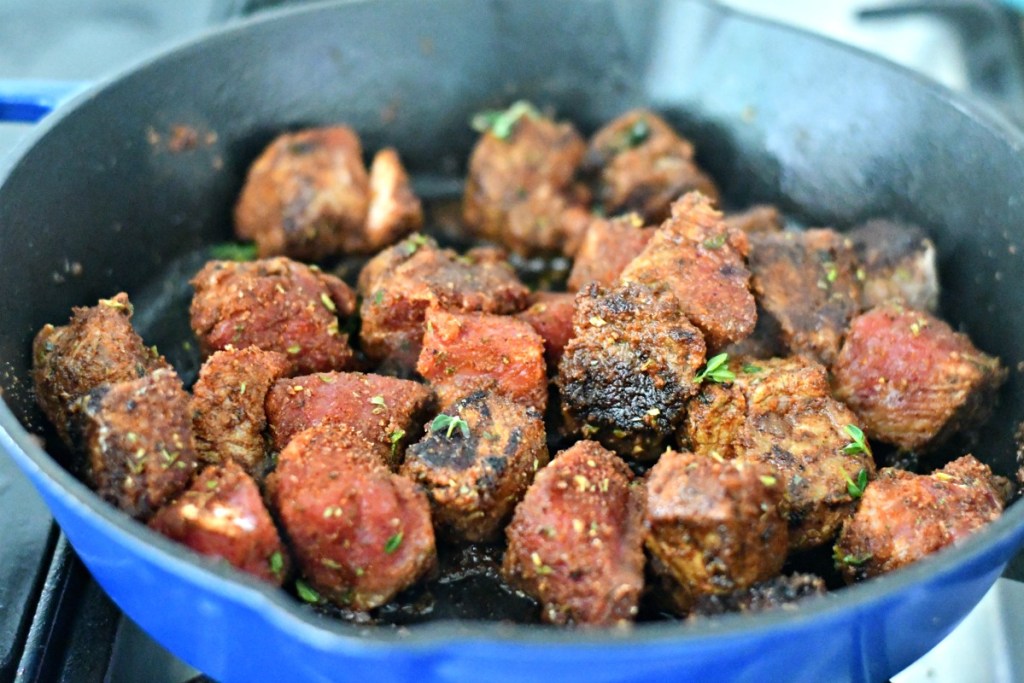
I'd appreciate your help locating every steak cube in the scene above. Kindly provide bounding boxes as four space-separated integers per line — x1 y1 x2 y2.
566 213 654 291
513 291 577 369
848 219 939 313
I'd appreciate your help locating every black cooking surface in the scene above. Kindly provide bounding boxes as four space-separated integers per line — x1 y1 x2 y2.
4 2 1024 682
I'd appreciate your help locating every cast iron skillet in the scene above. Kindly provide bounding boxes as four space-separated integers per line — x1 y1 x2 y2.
3 0 1024 681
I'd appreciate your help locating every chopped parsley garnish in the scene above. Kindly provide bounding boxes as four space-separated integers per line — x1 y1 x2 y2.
320 292 336 312
759 475 777 487
210 242 258 262
295 579 321 604
842 424 872 456
470 100 540 140
389 428 406 457
694 353 735 384
384 532 404 554
431 413 470 439
702 233 728 250
841 552 872 566
627 118 650 147
373 290 385 306
742 364 763 374
401 233 430 256
370 395 386 408
269 551 284 576
286 344 301 355
844 468 869 499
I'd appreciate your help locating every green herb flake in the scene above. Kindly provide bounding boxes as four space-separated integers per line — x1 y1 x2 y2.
401 233 430 256
210 242 258 262
841 552 872 566
844 468 869 499
205 479 219 490
389 428 406 457
824 262 838 283
470 100 540 140
384 531 404 554
286 344 301 355
694 353 735 384
759 475 777 487
320 292 337 313
742 364 763 374
627 118 650 147
295 579 322 604
702 233 728 250
431 413 470 439
373 290 385 306
842 424 872 456
269 551 284 575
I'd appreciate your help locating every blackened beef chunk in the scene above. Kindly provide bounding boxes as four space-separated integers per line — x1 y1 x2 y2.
683 356 875 550
190 257 357 375
644 449 788 614
190 347 290 478
267 424 436 610
832 304 1006 451
566 213 654 291
33 293 168 445
235 126 422 260
834 455 1008 582
401 391 548 542
357 235 530 370
584 109 719 223
464 107 591 256
417 307 547 413
620 192 756 351
848 218 938 312
265 371 433 468
748 229 861 366
503 440 645 626
558 281 706 460
81 368 197 520
149 461 289 585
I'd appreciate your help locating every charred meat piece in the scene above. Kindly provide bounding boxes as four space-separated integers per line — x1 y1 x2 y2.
834 455 1008 582
401 391 549 542
417 307 548 413
503 440 646 626
831 304 1006 451
81 368 197 520
265 371 433 467
33 293 168 446
687 573 826 618
748 228 862 366
644 449 788 614
357 234 530 370
190 347 290 478
724 205 783 235
848 219 939 312
149 461 289 585
267 424 436 610
583 109 719 224
513 291 577 369
464 105 591 256
683 356 876 550
190 257 357 375
620 192 756 351
566 213 654 291
235 126 422 261
559 281 706 460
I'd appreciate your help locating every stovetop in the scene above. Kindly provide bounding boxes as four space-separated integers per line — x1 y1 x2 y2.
3 2 1024 682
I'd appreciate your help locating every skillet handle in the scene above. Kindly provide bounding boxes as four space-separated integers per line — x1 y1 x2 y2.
0 80 90 123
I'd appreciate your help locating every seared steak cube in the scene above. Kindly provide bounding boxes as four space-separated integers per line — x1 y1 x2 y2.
583 109 718 224
190 257 357 375
265 371 433 468
724 205 783 235
566 213 654 291
831 304 1006 451
464 105 591 256
81 368 197 520
267 424 436 610
401 391 549 542
357 235 529 370
834 455 1008 582
235 126 422 261
558 281 705 460
190 347 290 478
514 291 577 369
33 293 168 445
620 192 756 351
503 440 646 626
683 355 876 550
417 307 547 413
644 449 788 613
848 219 939 312
748 228 862 366
149 461 289 585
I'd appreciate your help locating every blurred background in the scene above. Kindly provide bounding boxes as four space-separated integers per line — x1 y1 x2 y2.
3 1 1024 681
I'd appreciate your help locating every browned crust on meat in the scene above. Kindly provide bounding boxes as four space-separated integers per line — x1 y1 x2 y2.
566 213 655 292
513 291 577 369
503 440 646 626
724 205 783 235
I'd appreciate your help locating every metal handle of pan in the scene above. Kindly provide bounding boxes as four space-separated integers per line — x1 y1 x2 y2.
0 80 90 123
